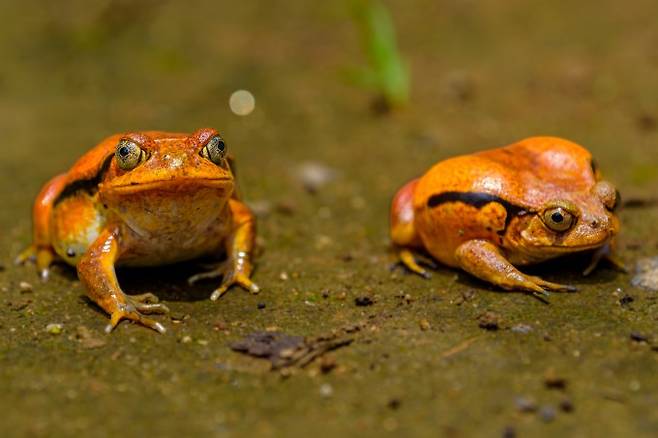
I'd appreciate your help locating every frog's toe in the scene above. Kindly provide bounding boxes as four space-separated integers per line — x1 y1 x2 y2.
15 246 36 266
135 302 170 315
398 249 433 279
130 292 160 304
105 307 167 334
125 294 169 315
210 273 260 301
528 276 578 293
187 264 227 285
17 246 56 282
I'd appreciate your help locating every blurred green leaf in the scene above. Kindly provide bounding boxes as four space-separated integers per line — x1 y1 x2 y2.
350 0 410 110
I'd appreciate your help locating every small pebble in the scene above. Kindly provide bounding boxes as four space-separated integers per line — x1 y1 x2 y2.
170 312 190 323
279 272 289 281
559 399 574 413
511 324 533 334
257 303 266 310
75 325 106 349
515 396 537 413
619 294 634 306
46 323 63 335
544 371 568 390
387 398 401 410
295 162 337 193
180 335 192 344
19 281 33 293
632 256 658 291
630 332 649 343
319 383 333 398
539 405 556 423
319 355 337 374
477 311 501 331
275 200 296 215
419 319 431 331
355 296 374 306
501 426 516 438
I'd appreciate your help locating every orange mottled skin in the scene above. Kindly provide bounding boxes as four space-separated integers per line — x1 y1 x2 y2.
17 128 259 333
391 136 621 296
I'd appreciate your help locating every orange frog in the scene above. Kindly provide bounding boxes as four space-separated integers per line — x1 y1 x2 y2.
391 136 622 297
17 128 259 333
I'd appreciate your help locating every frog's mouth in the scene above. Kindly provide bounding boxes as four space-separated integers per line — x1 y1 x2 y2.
541 243 605 252
103 177 233 195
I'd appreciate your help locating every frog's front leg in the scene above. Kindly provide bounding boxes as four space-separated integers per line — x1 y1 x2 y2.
583 241 627 276
188 199 260 301
78 228 169 333
454 239 577 297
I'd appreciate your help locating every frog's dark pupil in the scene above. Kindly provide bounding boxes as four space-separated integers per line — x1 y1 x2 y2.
119 145 130 157
551 212 564 223
217 140 225 151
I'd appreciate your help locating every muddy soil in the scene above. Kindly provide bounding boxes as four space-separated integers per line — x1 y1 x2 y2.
1 1 657 437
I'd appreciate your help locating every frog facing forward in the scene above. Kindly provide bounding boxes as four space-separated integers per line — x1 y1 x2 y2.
390 136 621 296
17 128 259 333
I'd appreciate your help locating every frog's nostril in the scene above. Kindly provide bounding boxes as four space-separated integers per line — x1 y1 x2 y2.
591 220 599 228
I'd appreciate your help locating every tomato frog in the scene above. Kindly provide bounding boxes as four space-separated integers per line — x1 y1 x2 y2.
390 136 623 298
17 128 259 333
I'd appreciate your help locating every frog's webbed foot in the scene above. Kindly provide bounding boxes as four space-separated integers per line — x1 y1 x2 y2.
397 248 435 279
188 257 260 301
583 243 627 276
15 245 56 281
455 239 578 300
105 293 169 334
211 271 260 301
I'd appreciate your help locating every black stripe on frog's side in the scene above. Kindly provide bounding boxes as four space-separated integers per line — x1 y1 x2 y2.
427 191 529 232
54 154 114 206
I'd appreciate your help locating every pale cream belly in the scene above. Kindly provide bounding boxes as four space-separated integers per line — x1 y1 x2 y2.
116 212 231 267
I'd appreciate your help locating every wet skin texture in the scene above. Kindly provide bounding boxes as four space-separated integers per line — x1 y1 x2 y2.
391 136 622 297
17 128 259 333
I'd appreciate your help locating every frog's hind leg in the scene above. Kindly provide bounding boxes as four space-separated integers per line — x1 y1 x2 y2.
390 179 434 278
78 228 169 334
454 239 577 299
15 174 68 281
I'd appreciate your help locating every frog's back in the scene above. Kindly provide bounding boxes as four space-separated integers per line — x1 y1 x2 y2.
412 136 597 266
414 136 596 211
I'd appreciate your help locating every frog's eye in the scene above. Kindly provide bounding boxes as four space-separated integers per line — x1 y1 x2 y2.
115 140 146 171
542 207 575 232
200 135 226 165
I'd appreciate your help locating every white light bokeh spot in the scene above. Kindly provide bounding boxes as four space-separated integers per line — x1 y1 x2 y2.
229 90 255 116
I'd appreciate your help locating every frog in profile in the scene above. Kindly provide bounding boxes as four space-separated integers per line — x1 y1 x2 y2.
390 136 622 296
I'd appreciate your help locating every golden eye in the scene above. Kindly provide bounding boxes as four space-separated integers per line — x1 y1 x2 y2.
200 135 226 165
115 140 146 171
542 207 575 232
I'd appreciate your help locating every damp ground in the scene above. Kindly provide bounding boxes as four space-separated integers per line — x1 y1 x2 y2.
1 1 657 437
